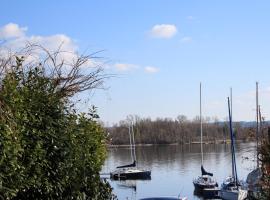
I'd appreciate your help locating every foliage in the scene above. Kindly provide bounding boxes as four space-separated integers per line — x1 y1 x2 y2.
0 50 115 199
108 115 255 145
259 128 270 199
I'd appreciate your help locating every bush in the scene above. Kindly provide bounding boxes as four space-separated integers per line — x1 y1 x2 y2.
0 47 115 199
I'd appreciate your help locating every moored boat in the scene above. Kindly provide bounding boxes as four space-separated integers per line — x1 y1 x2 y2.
193 166 217 192
220 97 248 200
220 176 248 200
193 83 218 193
110 122 151 180
246 83 262 199
110 167 151 180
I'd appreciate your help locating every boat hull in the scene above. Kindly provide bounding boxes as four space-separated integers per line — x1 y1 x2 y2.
220 190 238 200
193 182 217 194
202 188 220 199
110 170 151 180
220 189 248 200
193 176 218 194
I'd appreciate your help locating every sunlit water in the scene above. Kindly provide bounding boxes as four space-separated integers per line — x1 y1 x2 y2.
101 142 256 200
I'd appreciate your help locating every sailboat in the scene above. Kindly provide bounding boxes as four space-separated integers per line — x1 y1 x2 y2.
193 83 218 193
220 97 248 200
110 122 151 180
246 82 262 198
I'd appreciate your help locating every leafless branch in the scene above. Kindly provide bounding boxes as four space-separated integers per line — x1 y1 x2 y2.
0 43 114 98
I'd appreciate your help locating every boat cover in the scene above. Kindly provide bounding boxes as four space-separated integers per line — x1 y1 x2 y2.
246 167 261 191
117 160 136 168
201 165 213 176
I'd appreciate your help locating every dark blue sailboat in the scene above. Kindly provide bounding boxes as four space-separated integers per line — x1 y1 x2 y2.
220 97 248 200
110 122 151 180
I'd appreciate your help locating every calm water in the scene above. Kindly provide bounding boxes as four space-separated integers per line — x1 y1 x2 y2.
102 142 256 200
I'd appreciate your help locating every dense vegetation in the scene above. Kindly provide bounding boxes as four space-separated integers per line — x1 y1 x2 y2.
259 127 270 199
108 115 256 145
0 45 115 199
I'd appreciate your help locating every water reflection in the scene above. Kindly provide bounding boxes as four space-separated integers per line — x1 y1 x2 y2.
102 143 256 200
115 180 137 192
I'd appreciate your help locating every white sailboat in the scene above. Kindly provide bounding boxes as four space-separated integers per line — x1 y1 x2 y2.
246 82 262 198
110 122 151 180
220 96 248 200
193 83 218 194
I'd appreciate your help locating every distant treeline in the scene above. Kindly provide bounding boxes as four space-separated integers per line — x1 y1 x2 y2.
107 115 257 145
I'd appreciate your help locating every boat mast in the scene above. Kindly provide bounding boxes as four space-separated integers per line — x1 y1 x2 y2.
128 124 134 162
228 97 238 187
131 121 137 163
230 88 235 180
230 88 232 122
256 82 259 168
200 82 203 166
259 105 262 134
228 97 234 183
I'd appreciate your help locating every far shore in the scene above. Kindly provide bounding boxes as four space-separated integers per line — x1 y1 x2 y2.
107 139 255 148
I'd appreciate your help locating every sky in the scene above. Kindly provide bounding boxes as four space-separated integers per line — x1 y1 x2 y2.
1 0 270 125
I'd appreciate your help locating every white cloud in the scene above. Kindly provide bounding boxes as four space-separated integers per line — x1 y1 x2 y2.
0 23 27 39
150 24 177 39
0 23 80 65
144 66 159 73
113 63 159 74
7 34 77 56
180 36 193 43
114 63 138 71
30 34 76 51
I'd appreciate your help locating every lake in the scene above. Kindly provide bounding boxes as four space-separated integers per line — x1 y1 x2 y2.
101 142 256 200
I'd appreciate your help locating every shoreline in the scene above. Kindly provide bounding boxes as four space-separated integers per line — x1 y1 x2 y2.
107 139 255 148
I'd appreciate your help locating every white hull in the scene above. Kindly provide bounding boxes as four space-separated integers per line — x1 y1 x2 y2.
220 189 247 200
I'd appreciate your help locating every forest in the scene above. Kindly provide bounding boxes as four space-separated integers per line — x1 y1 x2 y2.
107 115 257 145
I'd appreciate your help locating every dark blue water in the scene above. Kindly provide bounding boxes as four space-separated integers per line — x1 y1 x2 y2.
102 142 256 200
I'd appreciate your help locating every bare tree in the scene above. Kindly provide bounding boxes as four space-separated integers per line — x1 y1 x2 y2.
0 43 112 98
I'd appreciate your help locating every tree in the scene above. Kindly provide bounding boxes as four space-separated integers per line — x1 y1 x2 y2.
0 44 115 199
176 115 188 124
108 115 254 145
259 127 270 199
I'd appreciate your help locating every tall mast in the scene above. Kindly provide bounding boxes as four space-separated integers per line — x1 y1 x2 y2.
230 87 232 121
200 83 203 166
259 105 262 132
228 97 238 186
256 82 259 168
131 121 137 163
229 89 234 180
128 124 134 162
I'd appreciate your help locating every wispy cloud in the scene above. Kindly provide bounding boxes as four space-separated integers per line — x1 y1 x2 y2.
113 63 159 74
114 63 138 71
149 24 177 39
187 16 195 21
144 66 159 73
205 85 270 122
180 36 193 43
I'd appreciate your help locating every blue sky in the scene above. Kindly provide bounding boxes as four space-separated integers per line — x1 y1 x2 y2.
1 0 270 125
